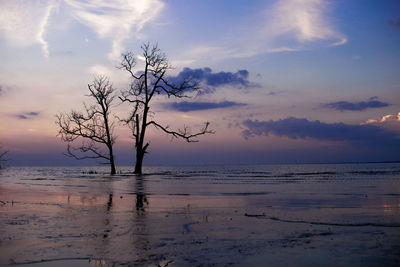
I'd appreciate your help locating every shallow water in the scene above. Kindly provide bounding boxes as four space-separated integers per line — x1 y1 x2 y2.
1 163 400 266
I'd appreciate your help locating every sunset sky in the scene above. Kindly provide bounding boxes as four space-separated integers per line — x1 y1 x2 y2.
0 0 399 166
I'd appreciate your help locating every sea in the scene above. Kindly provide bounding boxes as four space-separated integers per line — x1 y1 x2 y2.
2 163 400 195
1 163 400 266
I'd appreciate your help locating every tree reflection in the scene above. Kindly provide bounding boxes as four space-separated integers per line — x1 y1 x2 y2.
135 176 148 212
130 175 150 254
107 193 113 212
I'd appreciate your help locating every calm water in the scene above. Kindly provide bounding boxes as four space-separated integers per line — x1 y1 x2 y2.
2 163 400 194
1 163 400 266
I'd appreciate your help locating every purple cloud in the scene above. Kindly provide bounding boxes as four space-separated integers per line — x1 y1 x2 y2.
164 101 246 112
267 90 286 96
321 97 390 111
242 117 400 146
15 112 40 120
17 114 29 120
170 67 259 94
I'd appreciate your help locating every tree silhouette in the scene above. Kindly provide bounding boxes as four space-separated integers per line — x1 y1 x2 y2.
56 75 117 175
0 145 8 169
119 43 214 174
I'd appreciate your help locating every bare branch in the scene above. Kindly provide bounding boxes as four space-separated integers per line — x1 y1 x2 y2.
0 149 9 162
64 142 110 161
147 121 214 142
117 52 141 80
157 75 200 97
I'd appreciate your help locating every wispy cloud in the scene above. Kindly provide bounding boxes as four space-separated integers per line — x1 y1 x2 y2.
164 101 246 112
265 0 346 44
242 117 400 146
0 0 163 59
0 0 54 57
321 97 390 111
37 3 54 58
65 0 164 60
246 0 347 56
181 0 347 61
15 112 40 120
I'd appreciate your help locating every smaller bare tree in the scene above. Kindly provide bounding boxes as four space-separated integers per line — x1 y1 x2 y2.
56 75 117 175
0 145 9 169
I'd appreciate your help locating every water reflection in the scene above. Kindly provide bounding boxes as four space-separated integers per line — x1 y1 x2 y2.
135 176 148 212
3 165 400 266
131 175 150 254
107 193 113 211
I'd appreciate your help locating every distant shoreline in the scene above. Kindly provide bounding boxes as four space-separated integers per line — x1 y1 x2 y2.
3 160 400 168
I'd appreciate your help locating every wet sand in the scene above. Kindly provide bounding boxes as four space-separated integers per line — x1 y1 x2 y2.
1 165 400 266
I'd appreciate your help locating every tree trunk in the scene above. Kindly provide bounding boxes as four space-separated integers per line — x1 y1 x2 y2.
134 149 144 174
110 153 116 175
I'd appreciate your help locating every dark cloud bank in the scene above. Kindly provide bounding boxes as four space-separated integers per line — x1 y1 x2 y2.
321 97 390 111
165 101 246 112
162 67 256 112
243 117 400 146
170 67 259 94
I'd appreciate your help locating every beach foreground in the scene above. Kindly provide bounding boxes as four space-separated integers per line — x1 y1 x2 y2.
1 164 400 266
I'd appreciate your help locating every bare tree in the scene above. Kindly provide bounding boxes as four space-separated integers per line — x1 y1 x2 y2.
0 145 9 169
119 43 214 174
56 75 117 175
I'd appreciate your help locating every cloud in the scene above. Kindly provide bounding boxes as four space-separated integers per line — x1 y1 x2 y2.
242 117 400 146
321 97 390 111
267 90 287 96
17 115 29 120
0 0 54 57
15 112 40 120
388 17 400 28
65 0 164 60
363 112 400 133
164 101 246 112
0 0 163 59
232 0 347 58
26 112 39 116
170 67 259 94
180 0 347 62
264 0 347 46
36 3 54 58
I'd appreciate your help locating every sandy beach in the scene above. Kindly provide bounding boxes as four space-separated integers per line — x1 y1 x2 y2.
1 164 400 266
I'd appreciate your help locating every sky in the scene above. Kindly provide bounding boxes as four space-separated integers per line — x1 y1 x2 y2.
0 0 399 166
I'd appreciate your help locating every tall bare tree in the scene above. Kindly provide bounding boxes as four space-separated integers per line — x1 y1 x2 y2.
119 43 213 174
56 75 117 175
